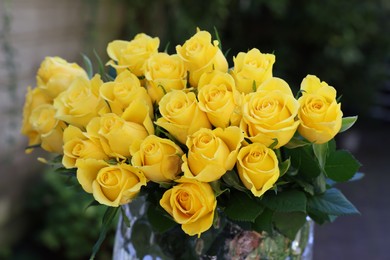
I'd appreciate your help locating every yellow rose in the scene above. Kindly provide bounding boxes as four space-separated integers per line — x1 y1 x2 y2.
230 48 275 94
182 126 244 182
21 87 52 153
37 56 88 98
100 70 153 118
107 33 160 76
240 77 300 148
131 135 184 183
76 159 147 207
298 75 343 144
145 52 187 103
197 70 243 127
237 142 279 197
176 29 228 87
86 113 150 159
62 125 108 168
28 104 66 153
155 90 211 144
53 75 109 128
160 178 217 237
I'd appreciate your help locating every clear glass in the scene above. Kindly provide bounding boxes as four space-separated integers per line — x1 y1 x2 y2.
113 196 314 260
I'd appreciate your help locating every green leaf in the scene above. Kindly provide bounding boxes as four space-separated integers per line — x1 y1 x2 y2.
93 49 104 73
339 116 358 133
82 53 93 79
284 136 311 149
327 138 336 154
210 180 229 197
222 170 249 194
269 138 279 149
90 206 119 260
213 26 222 51
262 190 307 213
313 142 328 171
93 49 109 81
279 158 291 177
307 208 333 225
164 41 170 53
46 154 63 165
295 89 305 99
85 200 101 210
285 145 321 179
308 188 360 216
349 172 364 182
313 173 327 193
273 211 307 240
325 150 361 182
294 179 315 195
252 80 257 92
146 204 177 233
54 167 77 177
158 181 174 189
224 48 231 58
225 191 264 222
252 208 274 234
25 143 41 150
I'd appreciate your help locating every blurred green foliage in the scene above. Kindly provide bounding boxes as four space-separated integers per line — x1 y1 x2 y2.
117 0 390 116
4 171 115 260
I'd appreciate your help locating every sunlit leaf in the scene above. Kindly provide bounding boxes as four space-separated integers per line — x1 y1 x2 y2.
82 53 93 79
339 116 358 133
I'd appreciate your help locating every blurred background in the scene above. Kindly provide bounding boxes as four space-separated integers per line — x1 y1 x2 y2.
1 0 390 259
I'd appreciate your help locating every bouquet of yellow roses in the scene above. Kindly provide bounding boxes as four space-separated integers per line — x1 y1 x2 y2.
21 28 361 259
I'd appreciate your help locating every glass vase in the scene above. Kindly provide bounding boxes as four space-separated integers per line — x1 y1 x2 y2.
113 195 314 260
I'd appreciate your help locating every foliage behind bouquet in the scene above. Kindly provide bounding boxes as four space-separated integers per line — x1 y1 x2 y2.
21 28 361 257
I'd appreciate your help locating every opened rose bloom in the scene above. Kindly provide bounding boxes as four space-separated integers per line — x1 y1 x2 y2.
76 159 147 207
182 126 244 182
37 56 88 98
21 87 52 153
237 142 280 197
86 113 151 159
131 135 184 183
197 70 242 128
230 48 275 94
27 104 66 154
107 33 160 76
241 77 300 148
100 70 153 117
53 75 109 129
62 125 108 169
298 75 343 144
155 90 211 144
160 177 217 237
176 29 228 87
144 52 187 103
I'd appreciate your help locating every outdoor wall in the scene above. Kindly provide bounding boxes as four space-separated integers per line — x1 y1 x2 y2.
0 0 124 249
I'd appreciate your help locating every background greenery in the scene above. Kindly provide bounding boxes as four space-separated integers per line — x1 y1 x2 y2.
1 171 116 260
3 0 390 259
117 0 390 116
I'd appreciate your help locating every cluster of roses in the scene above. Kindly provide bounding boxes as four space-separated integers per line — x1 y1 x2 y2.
22 29 343 237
